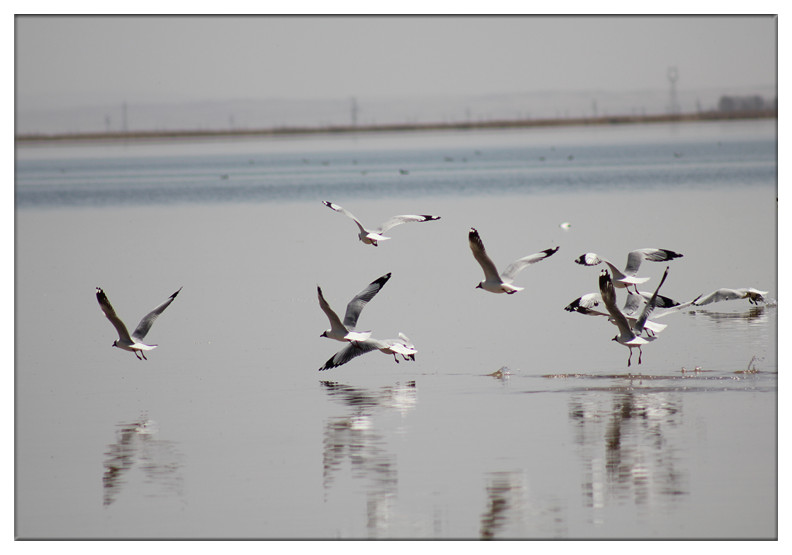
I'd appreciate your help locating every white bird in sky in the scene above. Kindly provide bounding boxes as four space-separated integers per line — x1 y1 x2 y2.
318 272 391 342
319 333 417 371
692 288 769 306
599 266 669 367
575 248 683 292
96 287 182 360
468 227 559 294
322 201 440 246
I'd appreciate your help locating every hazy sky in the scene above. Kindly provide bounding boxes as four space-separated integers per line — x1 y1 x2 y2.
16 15 777 110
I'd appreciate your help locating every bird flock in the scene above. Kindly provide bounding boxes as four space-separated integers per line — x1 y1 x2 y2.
96 201 771 369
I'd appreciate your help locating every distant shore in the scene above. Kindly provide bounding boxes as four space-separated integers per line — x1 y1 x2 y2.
15 109 776 145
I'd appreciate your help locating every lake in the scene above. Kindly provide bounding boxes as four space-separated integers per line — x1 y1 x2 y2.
15 119 777 539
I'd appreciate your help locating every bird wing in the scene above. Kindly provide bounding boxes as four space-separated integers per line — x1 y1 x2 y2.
319 339 382 371
564 293 609 316
376 214 440 234
624 248 683 275
654 294 701 319
323 201 368 234
131 287 182 341
96 288 132 343
468 228 501 282
317 286 347 335
693 288 746 306
500 246 559 283
634 267 669 334
343 272 392 329
598 271 634 339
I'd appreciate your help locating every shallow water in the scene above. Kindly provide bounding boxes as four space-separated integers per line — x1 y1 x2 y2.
15 120 777 538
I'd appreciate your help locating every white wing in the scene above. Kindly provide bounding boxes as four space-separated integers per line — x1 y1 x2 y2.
375 214 440 234
623 248 683 276
131 287 182 341
500 247 559 283
317 286 348 336
468 228 501 282
319 339 382 371
96 288 132 343
343 272 391 329
323 201 368 234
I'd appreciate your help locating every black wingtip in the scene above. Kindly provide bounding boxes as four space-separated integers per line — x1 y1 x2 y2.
421 215 441 221
664 249 684 260
564 298 581 312
573 254 586 265
544 246 560 257
171 287 183 298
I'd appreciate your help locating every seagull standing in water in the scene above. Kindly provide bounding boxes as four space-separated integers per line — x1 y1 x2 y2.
599 266 669 367
322 201 440 246
468 227 558 294
96 287 182 360
318 273 391 342
575 248 682 292
319 333 417 371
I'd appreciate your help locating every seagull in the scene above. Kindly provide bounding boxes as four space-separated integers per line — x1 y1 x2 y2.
319 333 417 371
692 288 769 306
322 201 440 246
575 248 682 292
565 290 680 316
599 266 669 367
318 273 391 342
565 289 682 335
468 227 558 294
96 287 182 360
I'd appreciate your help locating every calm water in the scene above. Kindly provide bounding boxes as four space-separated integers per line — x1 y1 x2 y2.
15 120 777 539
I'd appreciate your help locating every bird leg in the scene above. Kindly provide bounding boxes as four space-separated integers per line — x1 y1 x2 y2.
135 351 143 360
627 348 633 367
637 347 642 365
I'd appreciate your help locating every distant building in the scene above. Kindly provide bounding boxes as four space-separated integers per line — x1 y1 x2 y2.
717 95 768 112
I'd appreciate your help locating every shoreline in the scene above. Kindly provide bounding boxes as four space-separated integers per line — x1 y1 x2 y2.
15 109 776 146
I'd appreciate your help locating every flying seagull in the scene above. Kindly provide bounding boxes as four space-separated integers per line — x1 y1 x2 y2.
692 288 769 306
319 333 417 371
322 201 440 246
575 248 682 292
318 272 392 342
565 289 682 336
599 266 669 367
468 227 558 294
96 287 182 360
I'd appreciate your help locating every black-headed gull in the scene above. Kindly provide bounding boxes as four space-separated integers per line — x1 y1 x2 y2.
565 289 682 336
318 273 391 342
319 333 417 371
692 288 769 306
575 248 682 292
599 266 669 367
468 227 558 294
322 201 440 246
96 287 182 360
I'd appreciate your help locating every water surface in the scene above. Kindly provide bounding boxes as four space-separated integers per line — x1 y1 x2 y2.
15 120 777 539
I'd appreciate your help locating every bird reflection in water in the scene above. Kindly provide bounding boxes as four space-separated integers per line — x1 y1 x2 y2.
569 390 686 522
320 380 417 537
689 305 769 326
102 412 183 507
480 471 526 539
